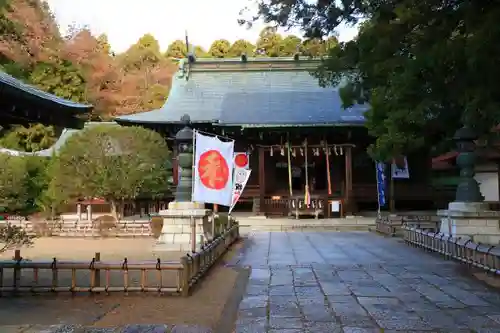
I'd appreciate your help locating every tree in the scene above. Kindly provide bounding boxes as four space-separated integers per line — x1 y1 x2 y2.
280 35 302 56
302 37 338 57
243 1 500 160
48 125 172 219
165 39 187 59
0 124 56 152
229 39 255 57
255 27 283 57
121 33 163 72
0 155 31 212
208 39 231 58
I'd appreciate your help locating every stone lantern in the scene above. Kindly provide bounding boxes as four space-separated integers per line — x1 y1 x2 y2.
174 114 194 202
154 115 212 253
438 125 500 244
453 126 484 202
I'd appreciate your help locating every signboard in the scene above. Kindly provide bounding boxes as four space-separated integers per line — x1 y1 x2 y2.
391 157 410 179
229 168 251 214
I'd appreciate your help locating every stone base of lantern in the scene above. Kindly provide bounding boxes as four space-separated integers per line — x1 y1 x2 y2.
153 202 212 253
438 202 500 244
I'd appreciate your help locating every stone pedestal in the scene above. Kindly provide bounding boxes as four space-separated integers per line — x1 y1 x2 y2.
438 201 500 244
154 201 212 252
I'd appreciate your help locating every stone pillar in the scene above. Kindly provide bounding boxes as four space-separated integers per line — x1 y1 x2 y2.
77 203 82 221
438 126 500 244
155 114 211 254
86 204 92 221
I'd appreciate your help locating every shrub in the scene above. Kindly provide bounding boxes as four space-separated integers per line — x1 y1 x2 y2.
92 215 117 237
0 223 35 253
150 215 163 238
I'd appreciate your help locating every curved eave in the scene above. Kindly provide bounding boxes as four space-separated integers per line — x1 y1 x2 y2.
215 122 366 128
115 117 213 126
0 72 93 113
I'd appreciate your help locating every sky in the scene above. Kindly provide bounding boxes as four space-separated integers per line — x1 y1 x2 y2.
45 0 359 53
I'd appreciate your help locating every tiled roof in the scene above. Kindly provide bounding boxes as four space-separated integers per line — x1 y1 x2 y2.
115 57 367 126
0 71 93 111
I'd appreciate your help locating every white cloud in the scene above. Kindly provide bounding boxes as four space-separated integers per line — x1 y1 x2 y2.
46 0 358 53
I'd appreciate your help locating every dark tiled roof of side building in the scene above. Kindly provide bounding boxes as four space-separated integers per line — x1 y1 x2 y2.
115 57 368 127
0 71 93 111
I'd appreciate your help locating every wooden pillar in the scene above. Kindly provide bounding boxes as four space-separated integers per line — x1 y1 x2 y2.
258 147 266 216
344 146 353 216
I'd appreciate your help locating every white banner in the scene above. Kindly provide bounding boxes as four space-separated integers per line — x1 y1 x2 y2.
391 157 410 179
229 168 251 214
193 131 235 206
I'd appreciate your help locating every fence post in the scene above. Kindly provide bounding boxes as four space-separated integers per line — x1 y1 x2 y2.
13 249 21 293
180 256 189 297
95 252 101 291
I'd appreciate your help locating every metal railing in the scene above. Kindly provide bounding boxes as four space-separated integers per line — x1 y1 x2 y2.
0 224 239 297
403 226 500 275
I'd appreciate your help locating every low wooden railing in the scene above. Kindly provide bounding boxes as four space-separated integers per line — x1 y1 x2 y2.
0 224 239 297
3 220 153 238
376 214 440 237
403 226 500 275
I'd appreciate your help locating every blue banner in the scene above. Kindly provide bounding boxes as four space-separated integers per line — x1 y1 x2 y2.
376 162 386 207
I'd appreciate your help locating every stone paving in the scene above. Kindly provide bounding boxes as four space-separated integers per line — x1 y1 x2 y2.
232 231 500 333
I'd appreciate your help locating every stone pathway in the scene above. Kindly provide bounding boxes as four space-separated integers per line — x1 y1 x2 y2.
232 231 500 332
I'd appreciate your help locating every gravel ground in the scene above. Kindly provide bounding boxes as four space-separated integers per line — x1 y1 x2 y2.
0 237 245 332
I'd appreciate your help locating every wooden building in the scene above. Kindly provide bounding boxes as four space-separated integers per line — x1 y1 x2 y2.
116 57 435 217
0 71 92 128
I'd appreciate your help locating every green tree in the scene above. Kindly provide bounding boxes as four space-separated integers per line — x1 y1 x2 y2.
0 124 56 152
29 59 87 102
280 35 302 56
208 39 231 58
165 39 187 59
255 27 283 57
244 0 500 160
121 33 163 72
229 39 255 57
0 154 30 212
96 33 111 55
48 125 172 219
302 37 338 57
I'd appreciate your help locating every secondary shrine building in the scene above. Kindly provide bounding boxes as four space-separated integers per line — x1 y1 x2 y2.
116 57 436 217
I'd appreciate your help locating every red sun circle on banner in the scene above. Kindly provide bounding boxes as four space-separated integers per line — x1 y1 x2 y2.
198 150 230 190
234 153 249 168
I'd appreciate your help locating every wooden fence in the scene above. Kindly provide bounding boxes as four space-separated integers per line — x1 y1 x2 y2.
403 226 500 275
3 220 153 238
0 224 239 297
376 214 440 237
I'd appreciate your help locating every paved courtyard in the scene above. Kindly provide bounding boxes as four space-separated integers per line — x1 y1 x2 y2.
232 231 500 333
